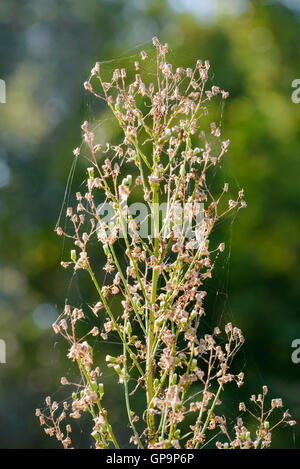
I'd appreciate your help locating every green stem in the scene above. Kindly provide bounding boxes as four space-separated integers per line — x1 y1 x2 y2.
146 181 160 443
194 382 224 449
86 262 144 377
109 244 146 334
78 357 119 449
123 321 144 449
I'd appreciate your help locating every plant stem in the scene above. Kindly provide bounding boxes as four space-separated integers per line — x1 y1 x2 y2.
86 262 144 377
109 244 146 334
78 357 120 449
123 321 144 449
194 382 224 449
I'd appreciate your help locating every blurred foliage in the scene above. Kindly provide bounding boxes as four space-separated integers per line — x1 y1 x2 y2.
0 0 299 448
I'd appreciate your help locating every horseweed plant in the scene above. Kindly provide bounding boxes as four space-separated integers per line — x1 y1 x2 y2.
36 38 295 449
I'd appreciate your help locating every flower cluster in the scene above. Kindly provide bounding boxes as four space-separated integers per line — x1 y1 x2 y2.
37 37 294 449
216 386 296 449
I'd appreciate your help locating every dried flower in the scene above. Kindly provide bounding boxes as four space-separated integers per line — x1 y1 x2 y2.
38 37 294 451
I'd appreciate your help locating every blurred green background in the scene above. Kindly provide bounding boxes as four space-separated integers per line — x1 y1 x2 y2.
0 0 299 449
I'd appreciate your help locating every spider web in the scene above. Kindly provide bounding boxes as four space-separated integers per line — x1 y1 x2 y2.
43 40 285 449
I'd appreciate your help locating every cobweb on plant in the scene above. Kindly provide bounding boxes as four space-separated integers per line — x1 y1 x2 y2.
47 42 248 448
38 40 295 449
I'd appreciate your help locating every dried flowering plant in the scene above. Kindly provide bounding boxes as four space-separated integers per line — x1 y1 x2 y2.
36 38 295 449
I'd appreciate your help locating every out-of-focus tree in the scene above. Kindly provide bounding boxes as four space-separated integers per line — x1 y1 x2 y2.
0 0 299 448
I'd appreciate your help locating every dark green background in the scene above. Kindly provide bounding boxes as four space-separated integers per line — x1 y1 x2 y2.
0 0 299 448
